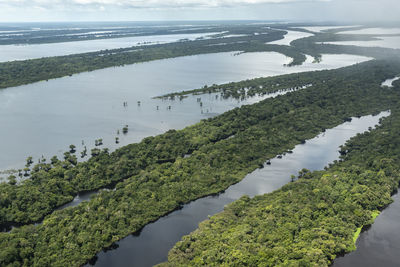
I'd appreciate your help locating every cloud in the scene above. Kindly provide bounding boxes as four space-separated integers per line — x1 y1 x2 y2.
0 0 330 9
0 0 398 22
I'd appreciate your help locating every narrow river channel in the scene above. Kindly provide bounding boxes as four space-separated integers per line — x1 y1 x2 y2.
88 111 389 267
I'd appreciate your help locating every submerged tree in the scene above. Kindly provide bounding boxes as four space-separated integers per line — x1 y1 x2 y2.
91 148 101 157
122 125 129 134
69 145 76 153
81 146 87 158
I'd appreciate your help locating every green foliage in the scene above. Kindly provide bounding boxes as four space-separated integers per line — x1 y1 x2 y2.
161 108 400 267
353 227 362 247
0 59 400 266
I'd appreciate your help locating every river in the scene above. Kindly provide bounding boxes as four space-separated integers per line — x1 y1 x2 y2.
268 30 314 46
89 112 389 267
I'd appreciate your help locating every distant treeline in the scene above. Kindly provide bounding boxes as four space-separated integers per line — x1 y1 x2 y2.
0 24 280 45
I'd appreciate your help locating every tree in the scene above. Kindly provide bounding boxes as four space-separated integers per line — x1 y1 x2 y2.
122 125 129 134
26 157 33 167
50 156 59 165
7 175 17 185
69 145 76 153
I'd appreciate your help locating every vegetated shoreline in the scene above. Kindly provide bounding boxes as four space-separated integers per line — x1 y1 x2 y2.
153 75 313 100
0 63 342 229
1 59 396 229
1 59 400 266
160 108 400 267
349 210 380 250
0 84 298 233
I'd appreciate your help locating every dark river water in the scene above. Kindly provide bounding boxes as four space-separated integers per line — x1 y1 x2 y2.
88 112 388 267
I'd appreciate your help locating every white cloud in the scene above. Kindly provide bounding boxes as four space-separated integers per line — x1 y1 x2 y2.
0 0 398 22
0 0 330 9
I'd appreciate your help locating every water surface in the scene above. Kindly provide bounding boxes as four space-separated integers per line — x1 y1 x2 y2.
339 28 400 35
319 36 400 50
300 25 359 33
382 77 400 87
90 112 388 267
268 30 314 46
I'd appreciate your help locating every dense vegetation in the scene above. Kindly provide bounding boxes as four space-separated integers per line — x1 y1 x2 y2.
2 59 399 229
1 59 400 266
161 107 400 267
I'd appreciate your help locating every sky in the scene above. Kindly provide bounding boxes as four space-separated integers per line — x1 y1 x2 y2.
0 0 399 23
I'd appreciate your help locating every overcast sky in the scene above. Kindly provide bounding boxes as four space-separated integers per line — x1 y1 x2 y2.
0 0 399 22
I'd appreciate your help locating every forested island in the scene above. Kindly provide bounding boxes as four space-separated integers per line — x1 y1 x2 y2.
161 107 400 266
1 20 400 267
